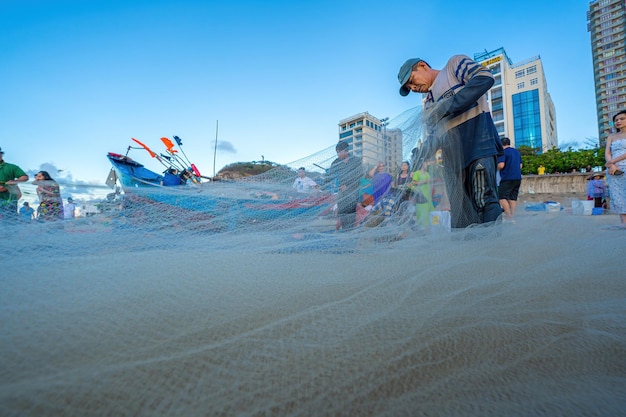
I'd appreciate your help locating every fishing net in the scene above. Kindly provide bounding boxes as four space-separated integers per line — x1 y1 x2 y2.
1 107 625 417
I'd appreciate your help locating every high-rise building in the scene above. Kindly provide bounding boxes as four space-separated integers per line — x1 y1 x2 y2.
587 0 626 147
337 112 403 173
474 47 558 153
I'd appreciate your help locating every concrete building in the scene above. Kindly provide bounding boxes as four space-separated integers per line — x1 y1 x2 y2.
587 0 626 147
474 47 558 153
338 112 403 173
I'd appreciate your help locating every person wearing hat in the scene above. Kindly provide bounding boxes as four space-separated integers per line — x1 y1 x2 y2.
0 147 29 222
325 140 364 230
585 172 607 209
397 55 503 229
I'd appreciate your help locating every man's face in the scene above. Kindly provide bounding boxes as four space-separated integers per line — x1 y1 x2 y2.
337 149 348 160
404 63 432 94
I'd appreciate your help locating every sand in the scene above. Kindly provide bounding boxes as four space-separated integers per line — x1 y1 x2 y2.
1 206 625 417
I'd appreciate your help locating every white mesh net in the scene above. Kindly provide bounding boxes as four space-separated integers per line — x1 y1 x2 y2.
2 108 625 416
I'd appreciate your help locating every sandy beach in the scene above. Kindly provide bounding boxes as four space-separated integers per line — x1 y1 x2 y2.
1 203 625 416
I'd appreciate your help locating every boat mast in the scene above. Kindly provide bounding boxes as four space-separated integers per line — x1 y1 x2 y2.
213 120 218 179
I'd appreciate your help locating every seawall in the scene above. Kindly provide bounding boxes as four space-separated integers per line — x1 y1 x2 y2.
520 173 591 195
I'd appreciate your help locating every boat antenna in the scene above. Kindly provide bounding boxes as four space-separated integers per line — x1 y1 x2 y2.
172 136 194 168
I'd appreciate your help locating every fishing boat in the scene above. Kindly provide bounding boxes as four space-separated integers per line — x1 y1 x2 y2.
106 140 335 229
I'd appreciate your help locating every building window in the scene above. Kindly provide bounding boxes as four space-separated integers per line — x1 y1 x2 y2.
517 82 525 89
339 130 352 139
526 65 537 75
530 78 538 85
515 69 525 78
512 89 543 151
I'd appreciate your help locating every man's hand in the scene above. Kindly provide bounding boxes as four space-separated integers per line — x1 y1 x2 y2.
423 99 451 131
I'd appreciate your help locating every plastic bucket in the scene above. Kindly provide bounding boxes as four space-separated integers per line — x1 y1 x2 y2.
545 202 561 213
430 211 451 233
572 200 594 215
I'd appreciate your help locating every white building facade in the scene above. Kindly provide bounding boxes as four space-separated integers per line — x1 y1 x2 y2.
337 112 403 173
474 47 558 152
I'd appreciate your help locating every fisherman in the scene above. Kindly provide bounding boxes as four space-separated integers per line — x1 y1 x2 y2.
0 147 29 223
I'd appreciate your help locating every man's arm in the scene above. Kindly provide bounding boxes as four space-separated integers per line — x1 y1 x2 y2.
5 174 29 185
444 75 494 118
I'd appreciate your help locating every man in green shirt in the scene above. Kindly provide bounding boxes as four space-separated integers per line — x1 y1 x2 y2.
0 147 29 222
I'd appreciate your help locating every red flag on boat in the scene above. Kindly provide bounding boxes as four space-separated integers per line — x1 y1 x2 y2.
131 138 157 158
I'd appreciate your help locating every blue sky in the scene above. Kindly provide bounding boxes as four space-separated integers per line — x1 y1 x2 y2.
1 0 597 184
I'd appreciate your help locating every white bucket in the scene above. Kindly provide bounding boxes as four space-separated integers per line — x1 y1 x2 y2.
430 211 451 233
572 200 594 215
545 202 561 213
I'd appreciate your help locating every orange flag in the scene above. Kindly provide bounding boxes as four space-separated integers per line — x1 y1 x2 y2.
160 137 178 153
131 138 156 158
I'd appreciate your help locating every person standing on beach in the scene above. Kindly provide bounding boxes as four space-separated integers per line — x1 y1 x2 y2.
497 137 523 221
33 171 64 221
0 147 29 223
326 140 363 230
367 162 393 205
64 197 76 219
397 55 503 229
605 109 626 227
586 173 607 209
293 167 319 194
537 165 546 175
19 201 35 221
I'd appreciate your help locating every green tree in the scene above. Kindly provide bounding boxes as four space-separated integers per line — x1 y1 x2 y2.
519 146 605 175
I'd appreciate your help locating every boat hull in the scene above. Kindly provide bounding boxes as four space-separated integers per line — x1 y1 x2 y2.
107 153 334 227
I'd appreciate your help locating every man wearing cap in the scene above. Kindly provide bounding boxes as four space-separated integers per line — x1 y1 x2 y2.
325 141 363 230
0 147 29 222
397 55 503 229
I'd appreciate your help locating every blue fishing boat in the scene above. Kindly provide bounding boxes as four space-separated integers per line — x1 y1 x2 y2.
106 151 335 229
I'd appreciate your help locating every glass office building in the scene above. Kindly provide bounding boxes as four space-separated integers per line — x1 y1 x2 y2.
587 0 626 147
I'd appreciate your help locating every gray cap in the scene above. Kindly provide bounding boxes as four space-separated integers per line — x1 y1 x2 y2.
398 58 423 96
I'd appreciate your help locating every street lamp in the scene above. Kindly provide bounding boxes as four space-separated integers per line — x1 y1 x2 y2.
380 117 389 168
380 117 389 139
